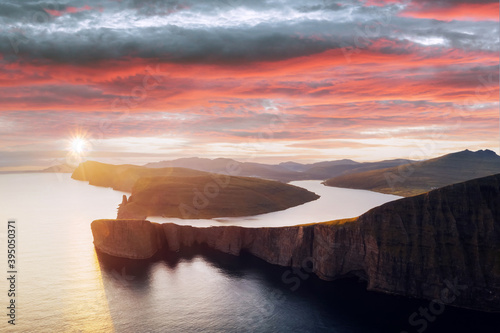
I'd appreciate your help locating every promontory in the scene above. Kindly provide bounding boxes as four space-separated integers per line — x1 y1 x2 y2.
72 160 320 219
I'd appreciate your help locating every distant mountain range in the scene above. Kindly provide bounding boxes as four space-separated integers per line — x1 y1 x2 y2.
41 164 75 173
324 149 500 196
144 157 303 182
144 157 414 182
15 149 500 199
0 164 75 174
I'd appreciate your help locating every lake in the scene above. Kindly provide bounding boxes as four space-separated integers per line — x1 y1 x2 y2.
148 180 402 227
0 173 497 332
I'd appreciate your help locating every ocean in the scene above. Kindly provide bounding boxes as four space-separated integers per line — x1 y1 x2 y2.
0 173 496 332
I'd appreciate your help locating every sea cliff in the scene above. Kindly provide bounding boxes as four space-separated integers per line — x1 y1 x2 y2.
91 174 500 312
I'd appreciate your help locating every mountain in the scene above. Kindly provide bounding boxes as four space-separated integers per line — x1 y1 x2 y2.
279 159 359 172
91 173 500 312
0 164 76 174
41 164 75 173
71 160 319 219
144 157 413 182
324 149 500 196
278 161 310 172
304 159 412 180
144 157 305 182
145 157 235 171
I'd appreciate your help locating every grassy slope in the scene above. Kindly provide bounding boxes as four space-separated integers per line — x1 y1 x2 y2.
129 175 320 218
324 150 500 197
71 160 207 192
72 160 320 219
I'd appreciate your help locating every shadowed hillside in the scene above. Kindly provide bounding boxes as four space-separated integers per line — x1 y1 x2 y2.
119 174 320 219
324 149 500 196
303 158 412 180
72 160 320 219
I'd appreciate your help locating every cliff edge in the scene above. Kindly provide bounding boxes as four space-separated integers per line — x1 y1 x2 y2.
91 174 500 312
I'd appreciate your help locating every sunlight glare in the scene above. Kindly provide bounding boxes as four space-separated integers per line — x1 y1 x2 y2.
71 137 88 155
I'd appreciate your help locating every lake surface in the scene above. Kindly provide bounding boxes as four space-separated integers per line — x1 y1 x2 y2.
0 173 497 332
148 180 402 227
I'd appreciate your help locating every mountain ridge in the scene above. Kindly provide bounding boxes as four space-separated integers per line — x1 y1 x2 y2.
144 156 414 182
325 149 500 196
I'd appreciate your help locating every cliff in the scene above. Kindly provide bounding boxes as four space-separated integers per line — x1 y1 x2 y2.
91 174 500 312
91 219 163 259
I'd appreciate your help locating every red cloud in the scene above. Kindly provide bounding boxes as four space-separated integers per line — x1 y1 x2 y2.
364 0 499 21
0 38 497 116
401 2 499 21
44 5 93 17
365 0 402 6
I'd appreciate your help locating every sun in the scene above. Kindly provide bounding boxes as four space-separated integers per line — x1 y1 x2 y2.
71 137 87 155
65 132 91 166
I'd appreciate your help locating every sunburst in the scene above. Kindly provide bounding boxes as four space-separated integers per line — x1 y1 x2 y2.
71 137 87 155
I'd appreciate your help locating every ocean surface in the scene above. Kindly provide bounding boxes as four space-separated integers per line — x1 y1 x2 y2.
0 173 497 333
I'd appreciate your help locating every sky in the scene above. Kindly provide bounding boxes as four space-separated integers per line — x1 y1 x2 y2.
0 0 499 170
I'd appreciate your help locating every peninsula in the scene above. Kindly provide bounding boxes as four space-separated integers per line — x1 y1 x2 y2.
72 160 320 219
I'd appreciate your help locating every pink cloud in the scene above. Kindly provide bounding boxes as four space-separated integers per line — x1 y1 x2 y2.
44 5 93 17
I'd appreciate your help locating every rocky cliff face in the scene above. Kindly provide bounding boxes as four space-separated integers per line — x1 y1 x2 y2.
354 174 500 312
91 174 500 312
91 219 163 259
